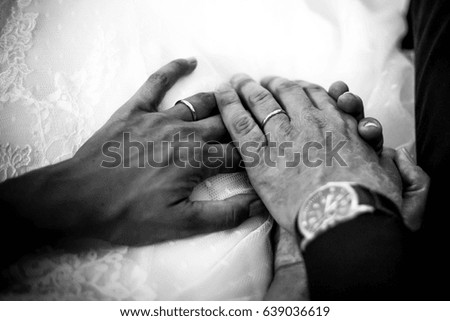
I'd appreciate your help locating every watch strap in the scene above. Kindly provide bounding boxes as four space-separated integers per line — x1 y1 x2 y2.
351 184 401 218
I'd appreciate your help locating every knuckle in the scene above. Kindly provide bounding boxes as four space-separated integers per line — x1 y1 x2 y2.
149 72 170 88
277 121 296 138
303 109 328 128
232 75 253 88
276 80 301 92
304 83 324 92
232 114 256 136
261 76 276 87
217 90 240 106
249 89 272 105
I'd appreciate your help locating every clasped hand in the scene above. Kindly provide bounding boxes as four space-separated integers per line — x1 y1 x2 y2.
0 58 429 247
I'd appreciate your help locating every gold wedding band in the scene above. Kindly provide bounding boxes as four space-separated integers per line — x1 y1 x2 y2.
176 99 197 121
261 109 288 128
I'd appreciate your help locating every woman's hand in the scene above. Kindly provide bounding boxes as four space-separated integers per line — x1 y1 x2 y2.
0 58 259 247
328 81 430 231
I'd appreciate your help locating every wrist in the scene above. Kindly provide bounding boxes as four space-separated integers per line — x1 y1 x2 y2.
321 165 402 209
300 171 401 214
0 158 87 231
295 181 402 251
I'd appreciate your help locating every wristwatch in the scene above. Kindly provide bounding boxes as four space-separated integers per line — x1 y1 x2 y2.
296 182 401 251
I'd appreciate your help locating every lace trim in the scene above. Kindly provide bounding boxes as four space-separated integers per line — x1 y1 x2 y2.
0 0 114 176
2 246 156 300
0 0 15 32
0 143 31 181
0 0 37 104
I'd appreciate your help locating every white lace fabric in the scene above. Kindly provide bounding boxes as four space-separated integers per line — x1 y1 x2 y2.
0 0 413 300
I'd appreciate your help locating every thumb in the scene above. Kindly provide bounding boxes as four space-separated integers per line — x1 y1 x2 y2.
188 193 262 233
394 148 430 231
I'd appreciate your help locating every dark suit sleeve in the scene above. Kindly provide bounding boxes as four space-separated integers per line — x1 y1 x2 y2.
303 210 411 300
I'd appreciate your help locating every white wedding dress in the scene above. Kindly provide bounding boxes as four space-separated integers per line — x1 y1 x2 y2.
0 0 414 300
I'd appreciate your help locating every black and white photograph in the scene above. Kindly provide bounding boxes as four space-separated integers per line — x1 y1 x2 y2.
0 0 449 318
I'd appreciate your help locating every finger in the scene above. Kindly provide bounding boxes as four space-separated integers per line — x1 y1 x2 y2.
328 81 349 101
165 92 218 121
337 92 365 121
194 114 231 142
215 83 266 157
189 194 261 232
130 58 197 112
261 76 314 124
201 143 243 174
231 74 291 137
395 148 430 231
358 117 383 155
295 80 337 111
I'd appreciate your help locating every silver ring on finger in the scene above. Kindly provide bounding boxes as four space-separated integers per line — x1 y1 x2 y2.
261 109 288 128
176 99 197 121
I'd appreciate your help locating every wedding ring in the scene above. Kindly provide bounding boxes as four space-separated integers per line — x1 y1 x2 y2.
176 99 197 121
261 109 288 128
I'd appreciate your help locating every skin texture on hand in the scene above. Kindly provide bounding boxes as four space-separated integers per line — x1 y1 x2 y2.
216 75 403 234
0 58 260 247
266 81 430 300
266 86 374 301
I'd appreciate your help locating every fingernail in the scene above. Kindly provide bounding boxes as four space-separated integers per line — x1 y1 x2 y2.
186 57 197 66
216 82 232 92
363 121 378 128
401 147 416 164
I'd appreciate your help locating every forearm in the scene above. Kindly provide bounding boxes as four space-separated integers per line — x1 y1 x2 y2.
303 210 410 300
0 159 96 268
0 200 61 271
0 160 81 229
0 156 113 232
0 163 65 268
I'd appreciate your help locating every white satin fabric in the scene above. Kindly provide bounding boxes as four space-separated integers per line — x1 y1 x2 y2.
0 0 413 300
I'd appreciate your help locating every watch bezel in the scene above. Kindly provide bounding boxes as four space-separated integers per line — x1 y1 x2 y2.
297 182 375 250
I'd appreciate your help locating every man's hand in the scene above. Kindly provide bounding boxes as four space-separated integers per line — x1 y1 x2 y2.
216 74 402 234
0 58 258 247
264 82 430 300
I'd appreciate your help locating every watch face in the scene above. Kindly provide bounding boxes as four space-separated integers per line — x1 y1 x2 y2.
299 183 356 239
